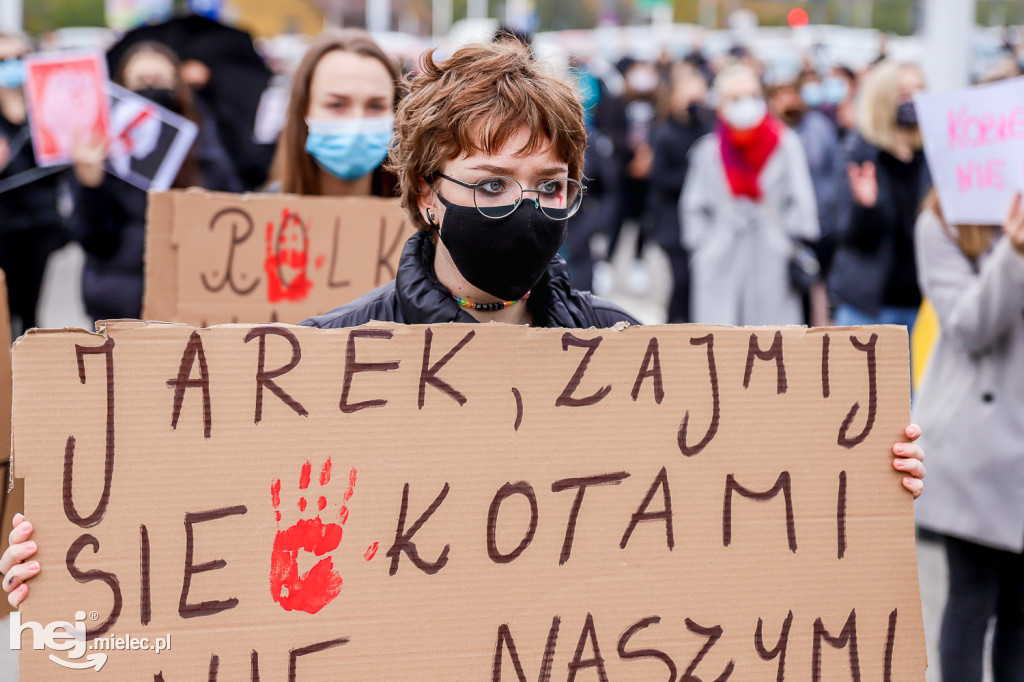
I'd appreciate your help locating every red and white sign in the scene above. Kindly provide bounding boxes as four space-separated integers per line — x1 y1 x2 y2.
23 52 110 167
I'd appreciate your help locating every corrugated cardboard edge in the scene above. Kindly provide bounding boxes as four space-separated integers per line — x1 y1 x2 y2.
1 270 11 489
142 189 179 322
0 269 19 616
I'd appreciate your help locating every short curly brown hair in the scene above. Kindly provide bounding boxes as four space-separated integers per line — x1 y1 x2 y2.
387 41 587 232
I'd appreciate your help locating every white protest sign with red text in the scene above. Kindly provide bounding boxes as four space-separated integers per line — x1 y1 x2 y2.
915 76 1024 225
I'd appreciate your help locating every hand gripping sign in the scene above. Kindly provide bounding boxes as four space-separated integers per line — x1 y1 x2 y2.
11 322 926 680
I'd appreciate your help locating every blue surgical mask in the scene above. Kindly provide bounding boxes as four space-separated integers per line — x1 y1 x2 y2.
0 58 25 90
822 77 848 104
800 82 824 109
304 116 393 181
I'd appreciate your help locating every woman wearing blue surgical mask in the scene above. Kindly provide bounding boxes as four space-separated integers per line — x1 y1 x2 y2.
268 29 399 197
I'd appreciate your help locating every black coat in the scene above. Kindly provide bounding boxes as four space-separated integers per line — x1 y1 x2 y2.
827 134 931 315
71 112 241 321
0 114 66 235
301 231 640 329
643 109 714 250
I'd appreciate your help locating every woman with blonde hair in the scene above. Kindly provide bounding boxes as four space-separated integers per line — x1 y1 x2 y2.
827 60 930 327
913 190 1024 681
268 28 399 197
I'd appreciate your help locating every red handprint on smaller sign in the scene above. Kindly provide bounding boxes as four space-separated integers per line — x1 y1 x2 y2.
269 459 357 614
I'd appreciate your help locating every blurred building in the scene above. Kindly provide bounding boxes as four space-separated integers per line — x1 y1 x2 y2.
226 0 326 37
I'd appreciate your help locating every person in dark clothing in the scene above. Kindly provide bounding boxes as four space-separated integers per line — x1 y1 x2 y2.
560 127 618 294
643 62 713 322
304 230 635 329
828 60 930 328
0 33 68 336
607 59 661 291
70 41 240 322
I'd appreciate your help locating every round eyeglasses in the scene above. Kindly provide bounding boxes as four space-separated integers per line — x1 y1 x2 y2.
437 173 584 220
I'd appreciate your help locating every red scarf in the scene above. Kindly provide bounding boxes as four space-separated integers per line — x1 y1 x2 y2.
718 114 783 201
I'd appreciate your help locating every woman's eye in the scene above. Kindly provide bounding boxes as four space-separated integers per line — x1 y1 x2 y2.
538 180 562 195
480 180 506 194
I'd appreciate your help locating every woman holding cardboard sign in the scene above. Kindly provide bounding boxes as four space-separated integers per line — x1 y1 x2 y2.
0 40 928 610
266 29 399 198
913 191 1024 681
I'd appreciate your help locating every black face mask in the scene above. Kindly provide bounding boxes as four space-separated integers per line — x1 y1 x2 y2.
433 195 568 302
134 87 181 114
896 101 918 129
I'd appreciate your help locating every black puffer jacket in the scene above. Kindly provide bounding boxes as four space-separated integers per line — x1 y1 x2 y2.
302 230 640 329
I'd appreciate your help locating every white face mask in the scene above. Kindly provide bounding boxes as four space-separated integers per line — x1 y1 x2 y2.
626 68 659 94
722 97 767 131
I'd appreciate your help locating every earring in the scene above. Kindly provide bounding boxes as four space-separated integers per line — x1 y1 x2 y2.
426 210 436 226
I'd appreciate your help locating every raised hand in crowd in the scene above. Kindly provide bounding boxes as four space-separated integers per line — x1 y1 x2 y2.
847 160 878 208
70 132 108 188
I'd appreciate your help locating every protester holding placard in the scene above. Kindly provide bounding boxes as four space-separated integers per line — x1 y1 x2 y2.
70 41 239 322
913 191 1024 682
267 29 398 198
680 62 820 326
828 60 931 328
0 33 68 336
0 39 928 621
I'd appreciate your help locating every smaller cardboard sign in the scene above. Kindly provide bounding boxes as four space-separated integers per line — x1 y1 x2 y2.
106 82 199 192
23 52 110 167
915 76 1024 225
143 190 411 325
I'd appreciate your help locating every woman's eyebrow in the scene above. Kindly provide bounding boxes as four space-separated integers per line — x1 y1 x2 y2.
467 163 516 175
536 166 570 176
467 164 569 175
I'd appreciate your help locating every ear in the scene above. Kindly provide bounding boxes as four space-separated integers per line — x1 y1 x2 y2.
417 178 438 226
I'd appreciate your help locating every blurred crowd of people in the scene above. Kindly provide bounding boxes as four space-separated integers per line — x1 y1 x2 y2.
2 21 1024 333
567 36 1022 330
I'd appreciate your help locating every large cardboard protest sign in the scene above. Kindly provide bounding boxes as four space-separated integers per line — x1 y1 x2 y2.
11 322 926 679
915 76 1024 225
23 52 110 167
144 191 410 325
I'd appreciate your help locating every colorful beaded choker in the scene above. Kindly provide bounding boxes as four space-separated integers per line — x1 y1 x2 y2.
452 291 530 312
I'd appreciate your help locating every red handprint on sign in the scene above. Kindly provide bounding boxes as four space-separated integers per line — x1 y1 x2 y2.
264 208 313 304
269 459 356 614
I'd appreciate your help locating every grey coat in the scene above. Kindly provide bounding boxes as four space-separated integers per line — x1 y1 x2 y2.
912 209 1024 552
680 128 819 325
